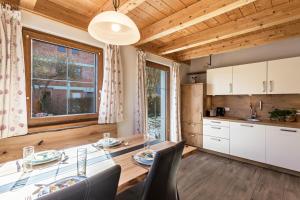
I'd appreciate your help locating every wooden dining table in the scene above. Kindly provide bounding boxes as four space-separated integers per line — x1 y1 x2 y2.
0 135 197 200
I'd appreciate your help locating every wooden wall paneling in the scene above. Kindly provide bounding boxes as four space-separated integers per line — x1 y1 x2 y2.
211 95 251 119
137 2 166 21
34 0 89 29
271 0 290 6
254 0 273 11
47 0 106 17
162 0 186 11
0 124 117 163
176 20 300 61
214 13 232 24
204 18 220 28
137 0 256 45
130 7 157 27
159 1 300 55
226 8 244 20
20 0 38 9
210 94 300 121
239 2 257 16
146 0 175 16
94 0 146 15
195 22 210 32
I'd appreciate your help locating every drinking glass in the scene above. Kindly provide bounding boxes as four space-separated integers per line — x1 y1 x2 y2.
144 134 151 149
77 148 87 176
23 146 34 172
103 132 111 143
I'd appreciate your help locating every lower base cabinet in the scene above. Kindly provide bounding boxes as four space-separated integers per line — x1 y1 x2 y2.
266 126 300 172
230 122 266 163
203 118 300 173
203 135 229 154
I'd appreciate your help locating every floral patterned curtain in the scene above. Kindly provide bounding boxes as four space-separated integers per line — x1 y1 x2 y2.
98 44 124 123
134 50 147 134
170 62 182 142
0 6 28 139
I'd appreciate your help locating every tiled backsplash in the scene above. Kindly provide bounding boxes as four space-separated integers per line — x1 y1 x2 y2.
208 94 300 120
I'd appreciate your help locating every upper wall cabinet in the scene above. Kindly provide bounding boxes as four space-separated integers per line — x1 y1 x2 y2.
207 67 232 95
233 62 267 95
268 57 300 94
206 56 300 95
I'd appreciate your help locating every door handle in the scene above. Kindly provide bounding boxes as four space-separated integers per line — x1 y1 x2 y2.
240 124 253 128
280 129 297 133
210 137 221 142
211 121 221 124
269 80 273 92
211 126 221 130
263 81 266 92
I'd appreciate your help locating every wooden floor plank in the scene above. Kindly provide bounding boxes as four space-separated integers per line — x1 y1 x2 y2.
178 151 300 200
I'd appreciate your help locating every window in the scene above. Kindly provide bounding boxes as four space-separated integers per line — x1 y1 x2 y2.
23 28 103 127
146 61 170 141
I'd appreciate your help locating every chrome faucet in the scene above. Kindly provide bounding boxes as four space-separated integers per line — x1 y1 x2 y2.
249 103 257 119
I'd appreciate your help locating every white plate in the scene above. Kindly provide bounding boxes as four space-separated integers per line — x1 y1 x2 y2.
96 138 122 147
35 176 86 198
29 150 62 166
133 150 156 166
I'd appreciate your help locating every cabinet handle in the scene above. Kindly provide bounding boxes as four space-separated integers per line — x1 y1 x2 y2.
240 124 253 128
211 121 221 124
211 126 221 130
191 134 195 137
229 83 233 93
210 137 221 142
269 80 273 92
263 81 266 92
280 129 297 133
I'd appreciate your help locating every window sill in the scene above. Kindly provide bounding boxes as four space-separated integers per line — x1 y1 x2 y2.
28 119 101 134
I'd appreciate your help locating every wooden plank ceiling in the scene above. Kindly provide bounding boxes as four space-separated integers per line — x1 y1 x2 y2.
14 0 300 62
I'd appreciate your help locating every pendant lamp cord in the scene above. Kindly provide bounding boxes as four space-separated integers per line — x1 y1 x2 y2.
113 0 120 11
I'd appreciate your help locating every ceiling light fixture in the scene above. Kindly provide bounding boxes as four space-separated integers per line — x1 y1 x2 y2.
88 0 140 45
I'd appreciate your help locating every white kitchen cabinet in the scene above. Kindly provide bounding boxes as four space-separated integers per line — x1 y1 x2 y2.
230 122 266 163
266 126 300 172
203 135 229 154
203 119 229 127
268 57 300 94
233 62 267 95
207 67 233 95
203 124 230 139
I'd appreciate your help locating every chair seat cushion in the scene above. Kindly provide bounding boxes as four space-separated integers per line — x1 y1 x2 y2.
116 182 144 200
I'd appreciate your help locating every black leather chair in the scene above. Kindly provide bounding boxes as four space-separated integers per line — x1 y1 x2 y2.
117 141 185 200
38 164 121 200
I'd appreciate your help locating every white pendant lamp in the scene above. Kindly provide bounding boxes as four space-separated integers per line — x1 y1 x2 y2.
88 0 140 45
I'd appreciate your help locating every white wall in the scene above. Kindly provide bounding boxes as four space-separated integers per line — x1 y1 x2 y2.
186 37 300 83
21 10 105 48
21 10 189 137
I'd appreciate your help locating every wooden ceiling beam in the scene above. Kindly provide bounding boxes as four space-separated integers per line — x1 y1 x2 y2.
175 20 300 61
137 0 256 45
159 1 300 55
20 0 38 10
95 0 146 15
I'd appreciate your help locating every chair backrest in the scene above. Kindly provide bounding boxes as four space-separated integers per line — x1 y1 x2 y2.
38 164 121 200
141 141 185 200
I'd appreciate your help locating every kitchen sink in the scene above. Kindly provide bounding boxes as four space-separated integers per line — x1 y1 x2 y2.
246 118 261 122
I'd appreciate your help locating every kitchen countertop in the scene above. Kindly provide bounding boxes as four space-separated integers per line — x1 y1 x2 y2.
204 116 300 129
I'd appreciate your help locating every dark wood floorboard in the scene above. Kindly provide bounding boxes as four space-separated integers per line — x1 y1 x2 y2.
178 151 300 200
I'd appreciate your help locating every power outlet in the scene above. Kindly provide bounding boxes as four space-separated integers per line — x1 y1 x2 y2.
225 107 230 112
